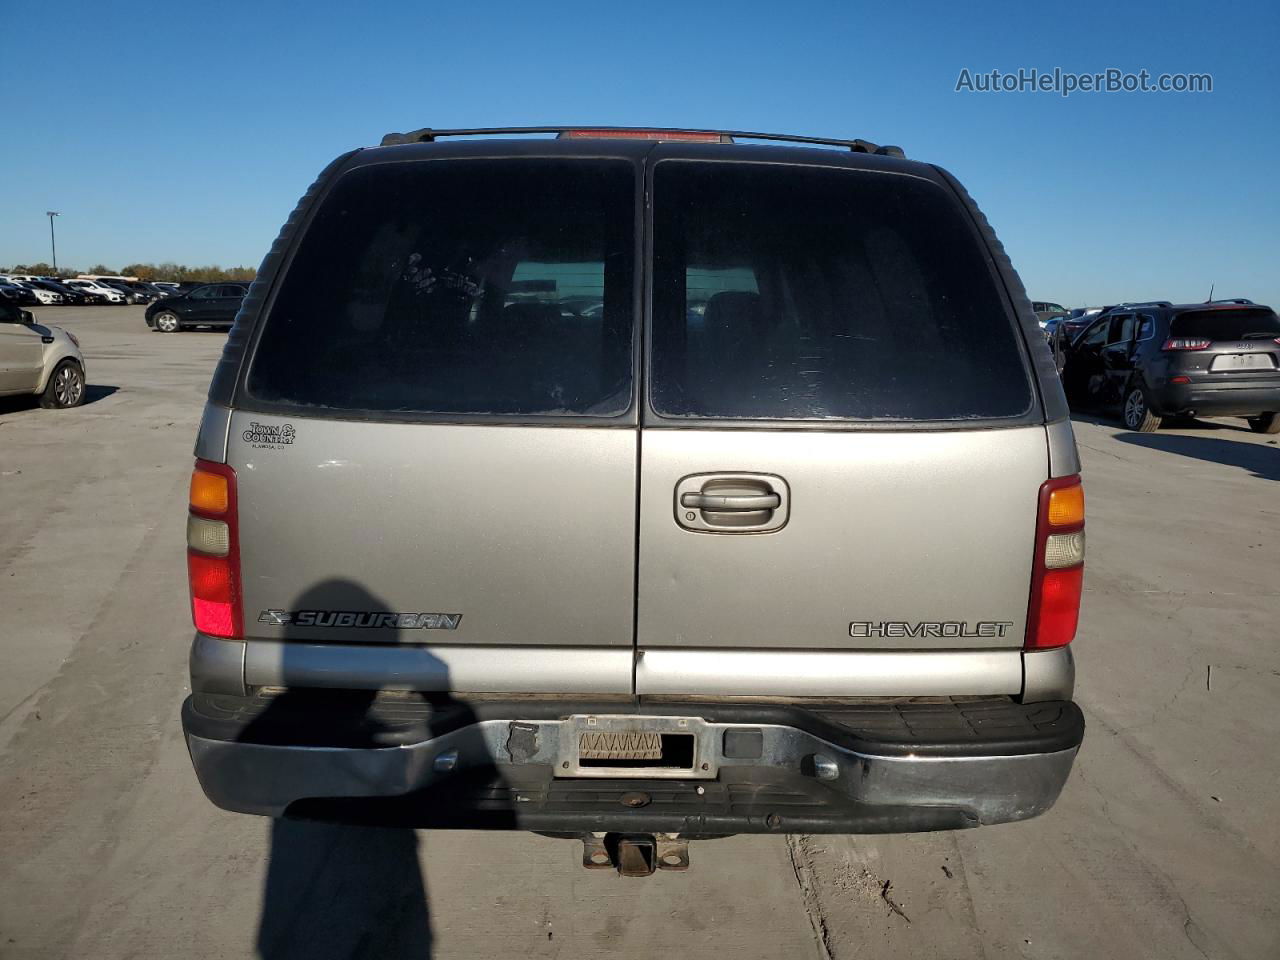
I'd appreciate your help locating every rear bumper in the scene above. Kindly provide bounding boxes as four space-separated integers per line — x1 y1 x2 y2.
1152 380 1280 417
182 692 1084 834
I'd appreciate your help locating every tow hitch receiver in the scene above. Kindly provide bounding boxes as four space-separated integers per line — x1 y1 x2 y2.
617 835 656 877
582 834 690 876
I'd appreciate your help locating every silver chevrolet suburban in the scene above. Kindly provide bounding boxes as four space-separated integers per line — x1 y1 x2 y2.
181 126 1085 874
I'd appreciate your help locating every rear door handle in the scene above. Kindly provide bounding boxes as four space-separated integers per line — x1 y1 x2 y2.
680 492 781 511
674 473 789 533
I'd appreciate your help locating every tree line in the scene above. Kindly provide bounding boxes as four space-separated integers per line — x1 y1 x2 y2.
3 262 257 282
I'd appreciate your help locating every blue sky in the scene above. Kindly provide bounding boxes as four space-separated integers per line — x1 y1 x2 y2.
2 0 1276 307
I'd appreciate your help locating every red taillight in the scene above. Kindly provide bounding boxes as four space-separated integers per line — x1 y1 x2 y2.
187 459 241 639
1170 375 1191 384
1033 567 1084 650
189 553 236 635
1162 338 1211 351
1026 475 1084 651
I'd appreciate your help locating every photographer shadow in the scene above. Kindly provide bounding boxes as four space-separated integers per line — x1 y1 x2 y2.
256 815 431 959
247 580 514 960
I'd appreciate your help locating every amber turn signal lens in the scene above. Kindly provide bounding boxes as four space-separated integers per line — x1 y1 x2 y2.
190 468 229 515
1046 483 1084 527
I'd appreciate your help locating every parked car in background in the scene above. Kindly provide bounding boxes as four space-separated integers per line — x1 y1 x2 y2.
1060 301 1280 432
43 282 92 306
29 282 66 305
1066 307 1103 324
69 283 119 305
1 275 55 297
0 281 40 305
1032 301 1069 326
103 281 153 305
19 280 66 305
109 281 150 299
0 280 51 305
150 281 181 294
145 282 248 332
180 126 1085 859
1051 305 1112 346
64 278 128 304
0 297 86 407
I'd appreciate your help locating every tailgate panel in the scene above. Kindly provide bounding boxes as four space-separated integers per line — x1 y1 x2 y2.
637 426 1046 651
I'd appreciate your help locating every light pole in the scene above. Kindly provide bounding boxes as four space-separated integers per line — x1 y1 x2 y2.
46 211 60 274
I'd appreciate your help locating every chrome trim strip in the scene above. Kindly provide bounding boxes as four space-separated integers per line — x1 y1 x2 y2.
242 641 634 694
634 648 1023 697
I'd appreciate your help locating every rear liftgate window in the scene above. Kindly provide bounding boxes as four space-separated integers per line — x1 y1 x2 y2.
1171 308 1280 340
247 159 636 416
651 162 1034 421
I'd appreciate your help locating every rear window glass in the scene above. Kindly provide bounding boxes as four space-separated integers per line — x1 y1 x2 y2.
1171 308 1280 340
650 162 1033 421
247 159 635 417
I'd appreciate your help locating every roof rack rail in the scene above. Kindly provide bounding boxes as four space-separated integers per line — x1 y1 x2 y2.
378 126 906 158
1205 297 1254 305
1117 300 1173 308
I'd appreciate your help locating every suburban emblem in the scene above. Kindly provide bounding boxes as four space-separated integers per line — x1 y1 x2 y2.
241 421 296 448
258 609 462 629
849 621 1013 639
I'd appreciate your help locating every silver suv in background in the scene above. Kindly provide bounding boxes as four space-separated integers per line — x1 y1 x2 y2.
181 127 1085 874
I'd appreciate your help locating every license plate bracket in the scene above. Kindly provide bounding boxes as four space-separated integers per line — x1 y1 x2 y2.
556 715 716 779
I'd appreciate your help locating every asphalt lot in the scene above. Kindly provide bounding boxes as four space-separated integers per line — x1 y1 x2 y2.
1 306 1278 959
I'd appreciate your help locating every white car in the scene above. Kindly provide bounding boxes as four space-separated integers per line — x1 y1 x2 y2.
4 280 63 305
0 300 86 407
63 279 126 304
